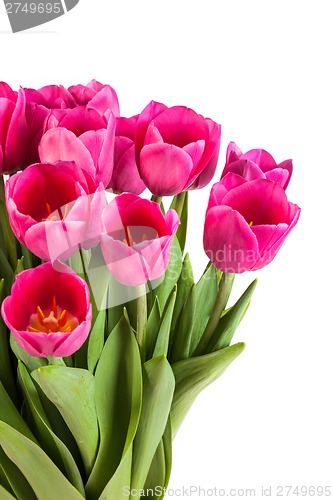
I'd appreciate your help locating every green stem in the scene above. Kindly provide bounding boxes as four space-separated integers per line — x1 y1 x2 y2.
47 356 66 366
193 272 235 356
136 284 147 361
173 190 187 218
0 176 17 269
151 195 163 206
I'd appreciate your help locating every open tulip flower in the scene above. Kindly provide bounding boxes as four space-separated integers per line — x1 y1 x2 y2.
222 141 293 189
0 83 28 174
1 261 92 357
0 80 301 500
135 100 221 196
204 174 300 273
100 193 180 286
5 161 106 261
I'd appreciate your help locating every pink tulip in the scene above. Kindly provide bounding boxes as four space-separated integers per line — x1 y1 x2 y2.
39 106 116 187
68 79 120 118
108 115 146 194
0 84 28 174
1 262 92 358
135 101 221 196
6 161 106 261
204 175 300 273
100 193 180 286
222 142 293 189
23 84 76 166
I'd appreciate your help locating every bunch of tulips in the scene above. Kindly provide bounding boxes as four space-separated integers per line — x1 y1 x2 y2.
0 80 300 499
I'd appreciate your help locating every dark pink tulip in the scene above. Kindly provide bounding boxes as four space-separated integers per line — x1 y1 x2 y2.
39 109 116 188
68 79 120 118
6 161 106 261
222 142 293 189
108 115 146 194
0 84 28 174
24 84 77 109
1 262 92 358
100 193 180 286
204 175 300 273
135 101 221 196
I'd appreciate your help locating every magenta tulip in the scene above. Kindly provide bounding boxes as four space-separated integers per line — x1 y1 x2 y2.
1 262 92 357
68 79 120 118
6 161 106 261
135 101 221 196
0 84 28 174
204 175 300 273
222 142 293 189
108 115 146 194
100 194 180 286
24 84 77 110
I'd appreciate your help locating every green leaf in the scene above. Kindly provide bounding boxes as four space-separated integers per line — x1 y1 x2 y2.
0 248 14 294
14 257 24 275
32 366 98 476
98 445 132 500
0 447 37 500
145 296 161 360
87 308 106 373
207 279 257 352
169 283 196 363
153 289 176 359
85 315 142 499
19 243 33 270
0 380 38 444
10 334 47 373
170 191 188 254
17 362 85 496
170 253 194 339
0 421 85 499
152 238 182 312
0 282 17 404
144 417 172 499
131 356 175 492
171 342 246 436
0 482 16 499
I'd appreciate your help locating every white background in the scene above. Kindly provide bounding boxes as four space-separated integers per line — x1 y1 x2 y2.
1 1 332 498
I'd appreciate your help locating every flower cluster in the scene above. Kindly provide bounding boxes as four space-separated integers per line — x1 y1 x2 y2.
0 79 300 499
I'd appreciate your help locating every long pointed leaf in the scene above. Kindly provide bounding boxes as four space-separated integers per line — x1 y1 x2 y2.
0 448 37 500
171 342 246 436
32 366 98 476
0 421 84 499
131 356 175 492
18 362 85 496
85 315 142 499
0 482 15 499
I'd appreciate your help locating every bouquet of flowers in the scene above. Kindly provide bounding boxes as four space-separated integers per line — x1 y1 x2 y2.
0 80 300 499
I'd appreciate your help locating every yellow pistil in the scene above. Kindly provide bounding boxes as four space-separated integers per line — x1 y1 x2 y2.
249 221 254 227
27 296 79 334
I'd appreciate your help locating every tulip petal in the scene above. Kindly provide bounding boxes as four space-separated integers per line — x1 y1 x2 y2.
222 159 266 182
222 179 291 225
39 128 96 180
4 89 28 171
140 143 192 196
87 85 120 117
204 206 259 273
265 167 290 188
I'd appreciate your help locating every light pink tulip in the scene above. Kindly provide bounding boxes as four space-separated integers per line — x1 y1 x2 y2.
222 142 293 189
1 262 92 358
204 175 300 273
100 193 180 286
135 101 221 196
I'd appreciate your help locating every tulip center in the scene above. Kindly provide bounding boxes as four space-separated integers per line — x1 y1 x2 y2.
42 202 71 222
122 226 153 246
28 296 79 334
